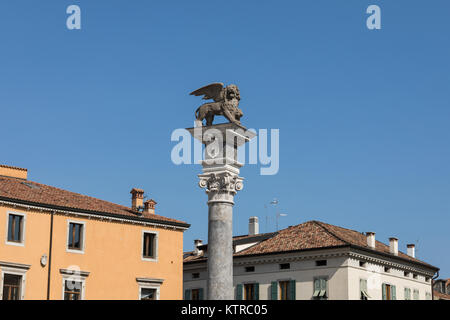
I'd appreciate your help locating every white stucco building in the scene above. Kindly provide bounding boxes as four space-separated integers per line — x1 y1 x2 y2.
183 219 438 300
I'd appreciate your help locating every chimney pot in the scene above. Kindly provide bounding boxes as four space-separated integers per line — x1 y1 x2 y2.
366 232 376 248
144 199 157 214
407 244 416 258
389 237 399 256
194 239 203 256
130 188 144 211
249 217 259 235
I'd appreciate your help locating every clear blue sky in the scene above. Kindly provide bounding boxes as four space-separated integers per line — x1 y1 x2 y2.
1 1 449 277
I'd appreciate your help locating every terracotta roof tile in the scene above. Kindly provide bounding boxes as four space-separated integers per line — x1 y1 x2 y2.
0 176 188 227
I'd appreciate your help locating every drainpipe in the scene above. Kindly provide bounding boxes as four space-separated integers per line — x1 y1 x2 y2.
431 270 439 300
46 210 54 300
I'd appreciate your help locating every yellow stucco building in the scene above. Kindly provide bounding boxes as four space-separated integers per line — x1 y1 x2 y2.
0 164 189 300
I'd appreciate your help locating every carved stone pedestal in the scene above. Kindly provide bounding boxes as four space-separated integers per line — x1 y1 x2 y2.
187 123 255 300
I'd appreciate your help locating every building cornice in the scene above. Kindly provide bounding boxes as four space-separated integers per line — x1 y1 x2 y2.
0 198 189 231
348 251 436 277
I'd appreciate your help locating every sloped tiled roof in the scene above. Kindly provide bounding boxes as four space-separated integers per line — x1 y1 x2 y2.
433 290 450 300
0 176 189 228
184 220 438 270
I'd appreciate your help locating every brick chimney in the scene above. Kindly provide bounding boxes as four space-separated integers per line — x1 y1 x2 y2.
249 217 259 235
130 188 144 211
144 199 157 214
407 244 415 258
366 232 376 248
0 164 28 180
389 237 399 256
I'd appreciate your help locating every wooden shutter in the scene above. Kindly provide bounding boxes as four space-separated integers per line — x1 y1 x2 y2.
382 283 386 300
321 278 327 298
271 281 278 300
184 289 191 300
254 283 259 300
289 280 296 300
199 288 204 300
236 284 243 300
391 285 396 300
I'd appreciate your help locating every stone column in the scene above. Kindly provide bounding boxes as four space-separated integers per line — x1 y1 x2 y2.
187 123 255 300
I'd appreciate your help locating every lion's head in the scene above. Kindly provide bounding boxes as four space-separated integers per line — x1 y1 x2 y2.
225 84 240 101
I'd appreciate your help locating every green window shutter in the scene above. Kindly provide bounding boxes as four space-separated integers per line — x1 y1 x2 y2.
254 283 259 300
321 278 327 298
199 288 204 300
236 284 243 300
184 289 191 300
314 279 321 290
271 281 278 300
289 280 296 300
392 285 396 300
382 284 386 300
321 278 327 290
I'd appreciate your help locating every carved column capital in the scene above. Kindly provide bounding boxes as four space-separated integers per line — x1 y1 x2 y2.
198 171 244 195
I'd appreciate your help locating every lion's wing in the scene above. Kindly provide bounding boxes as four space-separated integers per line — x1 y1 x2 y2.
189 83 224 101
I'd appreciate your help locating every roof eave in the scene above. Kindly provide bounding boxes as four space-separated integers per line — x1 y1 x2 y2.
0 196 190 229
349 244 439 271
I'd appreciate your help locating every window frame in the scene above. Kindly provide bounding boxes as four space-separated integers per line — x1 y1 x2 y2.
0 264 29 300
279 263 290 270
279 280 290 300
66 220 86 254
60 268 89 300
313 277 328 300
63 279 83 300
360 278 370 300
141 230 159 262
137 281 161 300
5 211 26 247
243 282 258 300
404 287 411 300
382 283 396 300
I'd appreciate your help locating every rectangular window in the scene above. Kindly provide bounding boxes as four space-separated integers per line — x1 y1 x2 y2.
141 288 157 300
384 267 391 273
2 274 22 300
143 232 156 259
279 281 290 300
413 289 419 300
245 266 255 272
404 272 410 277
359 261 367 268
279 263 290 270
360 279 370 300
191 288 205 300
64 280 82 300
192 273 200 279
315 260 327 266
404 288 411 300
244 283 255 300
68 222 83 250
382 283 396 300
313 278 328 300
7 214 24 243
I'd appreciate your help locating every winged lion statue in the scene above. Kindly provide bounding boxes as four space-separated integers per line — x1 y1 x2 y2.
190 83 243 126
